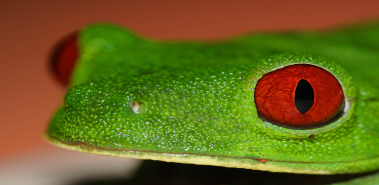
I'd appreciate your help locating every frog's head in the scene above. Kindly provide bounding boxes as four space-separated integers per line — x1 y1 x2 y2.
46 24 379 174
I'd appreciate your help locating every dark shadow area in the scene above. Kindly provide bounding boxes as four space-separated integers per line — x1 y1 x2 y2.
70 160 376 185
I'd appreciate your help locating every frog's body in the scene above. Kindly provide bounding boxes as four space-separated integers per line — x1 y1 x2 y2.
46 22 379 184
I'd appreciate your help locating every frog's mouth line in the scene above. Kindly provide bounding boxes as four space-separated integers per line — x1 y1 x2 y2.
45 133 379 175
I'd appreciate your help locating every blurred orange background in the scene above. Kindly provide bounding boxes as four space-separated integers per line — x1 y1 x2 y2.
1 0 379 163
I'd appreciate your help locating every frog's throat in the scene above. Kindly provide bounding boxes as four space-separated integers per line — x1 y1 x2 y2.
45 133 379 175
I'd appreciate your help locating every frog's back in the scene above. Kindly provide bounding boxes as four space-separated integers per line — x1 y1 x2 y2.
72 22 379 86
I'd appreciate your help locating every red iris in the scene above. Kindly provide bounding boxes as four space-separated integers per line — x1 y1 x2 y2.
50 32 78 86
254 64 344 128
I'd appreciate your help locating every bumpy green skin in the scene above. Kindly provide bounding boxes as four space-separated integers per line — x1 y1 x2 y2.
47 22 379 175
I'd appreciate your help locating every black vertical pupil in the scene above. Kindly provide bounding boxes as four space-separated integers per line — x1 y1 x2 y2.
295 79 314 114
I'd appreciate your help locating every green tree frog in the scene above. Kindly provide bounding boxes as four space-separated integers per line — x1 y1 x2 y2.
46 22 379 184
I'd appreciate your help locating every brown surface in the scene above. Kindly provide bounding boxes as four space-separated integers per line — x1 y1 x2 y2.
1 0 379 162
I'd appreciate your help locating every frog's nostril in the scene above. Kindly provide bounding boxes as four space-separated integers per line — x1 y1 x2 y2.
132 101 145 114
132 102 139 113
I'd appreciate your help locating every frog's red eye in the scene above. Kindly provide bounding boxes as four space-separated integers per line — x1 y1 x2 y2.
50 32 78 86
254 64 344 128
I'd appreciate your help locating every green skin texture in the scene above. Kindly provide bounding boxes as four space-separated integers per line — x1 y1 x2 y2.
47 22 379 182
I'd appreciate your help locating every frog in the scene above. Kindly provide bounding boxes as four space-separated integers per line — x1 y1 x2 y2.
46 21 379 184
